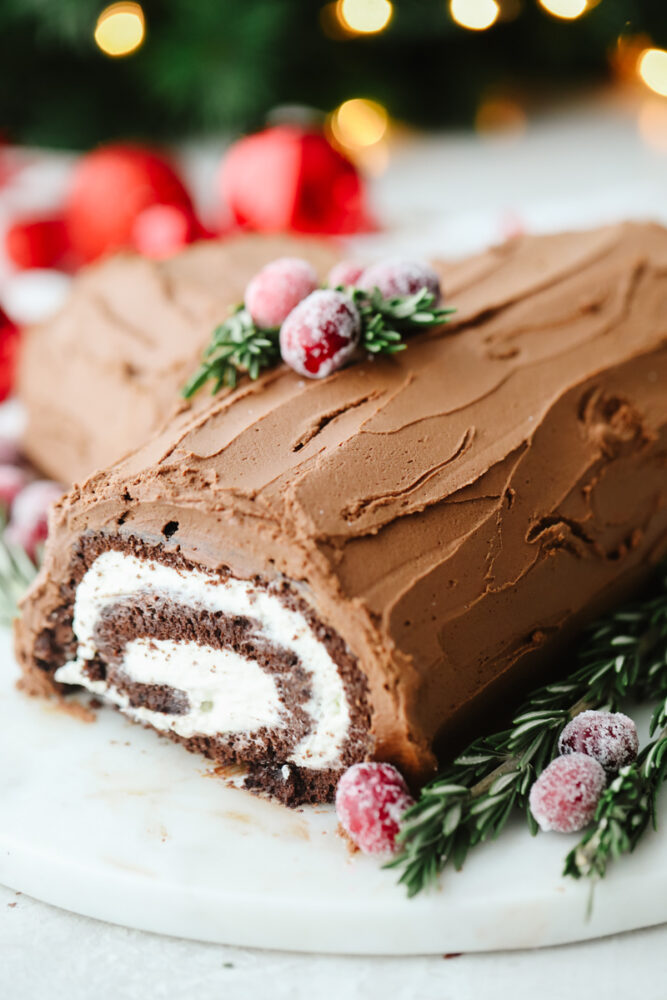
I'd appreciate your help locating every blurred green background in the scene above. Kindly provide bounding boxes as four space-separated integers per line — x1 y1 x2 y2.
0 0 665 149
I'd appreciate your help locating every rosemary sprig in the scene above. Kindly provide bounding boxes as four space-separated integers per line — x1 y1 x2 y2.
350 286 455 356
563 605 667 882
0 521 38 626
388 570 667 897
182 307 280 398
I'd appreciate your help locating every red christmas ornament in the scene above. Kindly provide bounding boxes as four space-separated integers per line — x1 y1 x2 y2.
220 125 373 235
0 309 20 403
6 215 71 271
65 144 193 263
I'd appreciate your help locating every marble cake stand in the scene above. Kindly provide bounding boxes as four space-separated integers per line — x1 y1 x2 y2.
1 628 666 955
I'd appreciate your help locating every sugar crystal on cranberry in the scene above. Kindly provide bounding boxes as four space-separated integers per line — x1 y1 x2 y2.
529 752 606 834
245 257 318 330
327 260 365 289
280 289 360 379
335 761 414 856
359 258 441 302
5 479 63 559
558 710 638 772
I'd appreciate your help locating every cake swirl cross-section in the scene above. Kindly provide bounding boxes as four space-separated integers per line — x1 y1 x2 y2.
14 222 667 805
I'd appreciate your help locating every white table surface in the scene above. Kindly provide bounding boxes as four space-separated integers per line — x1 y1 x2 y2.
2 88 666 997
2 884 667 1000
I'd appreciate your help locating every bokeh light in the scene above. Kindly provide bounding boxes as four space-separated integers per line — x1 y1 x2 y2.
475 96 526 135
538 0 587 20
330 98 389 148
637 47 667 97
94 2 145 57
450 0 500 32
337 0 393 34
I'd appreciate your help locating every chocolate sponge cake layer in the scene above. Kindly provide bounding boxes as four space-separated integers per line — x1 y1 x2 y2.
15 222 667 801
25 533 372 806
18 233 338 484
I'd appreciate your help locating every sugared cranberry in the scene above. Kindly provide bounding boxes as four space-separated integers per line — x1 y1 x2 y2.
359 258 441 302
0 439 20 466
529 753 606 834
327 260 365 289
245 257 318 330
132 204 198 260
335 762 414 856
5 479 63 559
0 464 29 513
558 710 638 772
280 289 360 379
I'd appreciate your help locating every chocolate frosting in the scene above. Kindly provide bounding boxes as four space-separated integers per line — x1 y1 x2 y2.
18 234 339 483
16 222 667 783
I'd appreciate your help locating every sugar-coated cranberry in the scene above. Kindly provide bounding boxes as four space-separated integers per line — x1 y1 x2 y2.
279 289 360 379
245 257 318 330
558 710 639 772
335 762 414 856
529 753 606 834
0 438 21 467
132 204 198 260
0 464 30 513
327 260 365 289
4 479 63 559
359 258 441 302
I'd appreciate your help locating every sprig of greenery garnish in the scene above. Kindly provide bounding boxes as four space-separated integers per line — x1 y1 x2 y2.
182 307 281 398
350 286 455 356
563 605 667 883
0 518 39 626
183 286 456 398
387 570 667 897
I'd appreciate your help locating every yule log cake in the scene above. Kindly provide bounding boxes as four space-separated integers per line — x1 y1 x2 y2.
15 222 667 806
18 234 338 484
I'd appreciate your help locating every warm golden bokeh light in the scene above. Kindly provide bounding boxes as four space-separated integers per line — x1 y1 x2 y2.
538 0 587 20
637 47 667 98
338 0 393 34
330 98 389 149
475 96 526 135
450 0 500 32
94 2 145 57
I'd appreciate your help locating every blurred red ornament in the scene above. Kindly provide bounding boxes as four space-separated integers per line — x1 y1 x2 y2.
0 309 20 402
220 126 373 235
6 215 71 271
65 144 193 263
132 203 202 259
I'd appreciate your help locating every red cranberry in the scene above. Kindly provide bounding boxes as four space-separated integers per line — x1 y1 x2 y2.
558 710 638 772
0 464 29 513
245 257 318 330
5 479 63 559
132 204 198 260
529 753 606 834
359 258 441 302
335 762 414 856
327 260 365 289
279 289 360 379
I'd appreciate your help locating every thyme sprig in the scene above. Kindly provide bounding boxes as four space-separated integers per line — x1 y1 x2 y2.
183 285 455 398
388 570 667 897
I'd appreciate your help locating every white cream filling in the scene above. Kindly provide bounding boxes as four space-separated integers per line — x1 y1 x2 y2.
57 638 283 739
54 550 351 768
